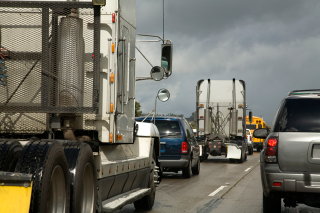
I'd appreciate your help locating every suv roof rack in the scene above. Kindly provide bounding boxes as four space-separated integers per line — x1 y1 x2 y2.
288 89 320 96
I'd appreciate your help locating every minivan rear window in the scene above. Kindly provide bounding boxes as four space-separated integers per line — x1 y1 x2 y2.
274 98 320 132
246 130 250 135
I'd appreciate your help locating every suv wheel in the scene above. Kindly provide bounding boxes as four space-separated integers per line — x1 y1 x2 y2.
182 159 192 178
192 158 200 175
263 193 281 213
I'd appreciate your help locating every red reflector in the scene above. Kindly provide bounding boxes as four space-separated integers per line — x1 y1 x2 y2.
181 142 188 153
218 146 221 148
200 116 204 118
112 13 115 23
91 54 94 59
250 136 252 141
273 182 281 187
268 138 277 147
238 117 242 119
266 146 276 156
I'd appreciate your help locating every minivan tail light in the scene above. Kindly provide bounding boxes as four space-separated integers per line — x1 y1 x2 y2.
265 138 278 163
181 142 188 153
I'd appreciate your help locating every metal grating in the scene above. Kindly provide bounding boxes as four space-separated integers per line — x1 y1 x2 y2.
0 1 100 113
0 1 100 133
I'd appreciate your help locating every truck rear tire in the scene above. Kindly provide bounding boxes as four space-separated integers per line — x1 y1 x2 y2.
15 141 70 213
134 152 156 210
64 142 97 213
248 147 253 155
0 140 22 172
238 149 247 163
182 159 192 178
263 193 281 213
192 158 200 175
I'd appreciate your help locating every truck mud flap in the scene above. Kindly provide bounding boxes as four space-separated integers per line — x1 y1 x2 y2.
0 172 32 213
226 145 241 159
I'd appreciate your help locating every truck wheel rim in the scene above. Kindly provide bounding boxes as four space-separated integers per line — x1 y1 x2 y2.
81 163 95 213
48 166 66 213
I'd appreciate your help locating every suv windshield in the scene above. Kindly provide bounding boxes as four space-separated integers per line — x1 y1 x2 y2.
274 98 320 132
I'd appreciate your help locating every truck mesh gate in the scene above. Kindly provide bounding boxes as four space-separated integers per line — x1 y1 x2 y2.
0 2 100 133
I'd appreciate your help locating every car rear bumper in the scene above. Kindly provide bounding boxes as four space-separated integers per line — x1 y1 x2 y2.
261 163 320 196
159 155 190 169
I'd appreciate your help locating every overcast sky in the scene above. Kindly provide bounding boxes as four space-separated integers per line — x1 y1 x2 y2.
134 0 320 125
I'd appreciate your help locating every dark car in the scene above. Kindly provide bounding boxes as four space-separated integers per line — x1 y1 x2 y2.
135 116 200 178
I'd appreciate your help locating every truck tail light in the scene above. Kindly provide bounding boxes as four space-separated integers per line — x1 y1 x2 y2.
181 142 188 153
250 136 252 141
265 138 278 163
112 13 115 23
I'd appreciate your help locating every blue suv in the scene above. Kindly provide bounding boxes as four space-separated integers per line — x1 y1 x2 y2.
135 116 200 178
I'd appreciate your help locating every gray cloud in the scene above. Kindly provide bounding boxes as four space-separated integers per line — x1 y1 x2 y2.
135 0 320 124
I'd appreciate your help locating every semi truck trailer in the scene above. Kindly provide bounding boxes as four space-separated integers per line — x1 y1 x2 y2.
0 0 173 212
196 79 248 163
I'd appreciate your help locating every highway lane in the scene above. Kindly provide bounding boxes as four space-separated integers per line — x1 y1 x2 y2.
115 151 320 213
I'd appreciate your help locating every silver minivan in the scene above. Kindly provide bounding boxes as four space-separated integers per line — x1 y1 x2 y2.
254 90 320 212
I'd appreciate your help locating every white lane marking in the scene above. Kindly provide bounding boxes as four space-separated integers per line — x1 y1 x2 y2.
208 186 227 197
244 166 252 172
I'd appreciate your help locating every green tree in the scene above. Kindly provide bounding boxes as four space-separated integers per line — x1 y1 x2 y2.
189 121 197 129
135 101 142 117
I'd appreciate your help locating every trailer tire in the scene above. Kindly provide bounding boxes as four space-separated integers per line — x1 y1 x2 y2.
0 140 22 172
182 158 192 178
64 142 97 213
15 141 70 213
134 152 156 210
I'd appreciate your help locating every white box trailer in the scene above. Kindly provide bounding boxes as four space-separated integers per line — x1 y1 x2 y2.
0 0 173 212
196 79 248 162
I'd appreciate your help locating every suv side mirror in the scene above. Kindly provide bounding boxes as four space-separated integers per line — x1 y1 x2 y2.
253 128 268 139
161 43 173 77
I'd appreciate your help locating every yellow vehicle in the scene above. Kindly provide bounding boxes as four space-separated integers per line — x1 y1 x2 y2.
246 116 267 151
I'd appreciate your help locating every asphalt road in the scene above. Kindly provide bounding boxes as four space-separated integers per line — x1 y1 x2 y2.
115 151 320 213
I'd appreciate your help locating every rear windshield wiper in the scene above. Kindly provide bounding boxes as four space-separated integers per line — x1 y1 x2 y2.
161 134 178 137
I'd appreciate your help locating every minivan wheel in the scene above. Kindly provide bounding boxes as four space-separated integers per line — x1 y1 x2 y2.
192 158 200 175
263 193 281 213
182 159 192 178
